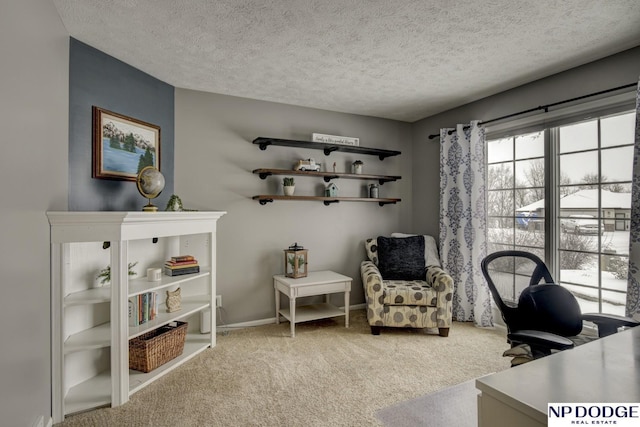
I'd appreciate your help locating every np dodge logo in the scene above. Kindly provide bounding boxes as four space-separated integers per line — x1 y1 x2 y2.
548 403 640 426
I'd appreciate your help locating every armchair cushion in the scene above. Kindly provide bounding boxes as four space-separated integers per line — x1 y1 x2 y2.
382 280 437 306
377 236 425 281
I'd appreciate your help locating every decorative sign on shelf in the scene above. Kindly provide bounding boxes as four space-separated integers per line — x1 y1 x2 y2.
312 133 359 147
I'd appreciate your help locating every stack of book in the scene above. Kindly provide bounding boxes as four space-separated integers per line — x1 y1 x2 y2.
128 292 158 326
164 255 200 276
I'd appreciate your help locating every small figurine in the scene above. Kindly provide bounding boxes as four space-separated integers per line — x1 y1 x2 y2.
293 158 321 171
352 160 363 174
166 287 182 313
333 162 337 173
165 194 183 211
325 182 339 197
165 194 197 211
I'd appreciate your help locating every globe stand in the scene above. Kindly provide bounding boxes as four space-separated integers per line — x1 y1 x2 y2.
136 166 165 213
142 200 158 212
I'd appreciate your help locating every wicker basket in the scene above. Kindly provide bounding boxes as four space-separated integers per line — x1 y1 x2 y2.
129 321 188 373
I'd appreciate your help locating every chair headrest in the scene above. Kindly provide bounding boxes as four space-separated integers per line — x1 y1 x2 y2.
518 284 583 337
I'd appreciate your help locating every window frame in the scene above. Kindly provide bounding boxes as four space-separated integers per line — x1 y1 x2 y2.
485 93 636 314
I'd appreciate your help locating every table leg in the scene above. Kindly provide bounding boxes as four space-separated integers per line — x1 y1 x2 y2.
290 296 296 338
274 285 280 325
344 290 350 328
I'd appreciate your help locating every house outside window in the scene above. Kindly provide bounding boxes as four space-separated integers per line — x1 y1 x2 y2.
486 110 635 317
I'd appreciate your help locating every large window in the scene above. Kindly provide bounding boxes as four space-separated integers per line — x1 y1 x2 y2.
486 111 635 316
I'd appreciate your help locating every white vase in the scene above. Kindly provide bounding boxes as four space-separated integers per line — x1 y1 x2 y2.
283 185 295 196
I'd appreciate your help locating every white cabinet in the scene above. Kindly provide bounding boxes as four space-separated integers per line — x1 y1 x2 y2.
48 211 226 423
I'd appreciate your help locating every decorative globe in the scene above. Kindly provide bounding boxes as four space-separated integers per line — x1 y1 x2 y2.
136 166 165 211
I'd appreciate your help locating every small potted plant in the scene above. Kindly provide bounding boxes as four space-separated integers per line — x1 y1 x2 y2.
97 262 138 286
283 177 295 196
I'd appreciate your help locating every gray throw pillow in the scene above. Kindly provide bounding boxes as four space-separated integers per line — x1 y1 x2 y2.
377 236 426 281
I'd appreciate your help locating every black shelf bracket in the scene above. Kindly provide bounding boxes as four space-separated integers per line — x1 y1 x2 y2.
258 172 272 179
323 147 339 155
323 200 340 206
258 141 272 151
378 201 397 206
259 198 274 205
323 175 339 182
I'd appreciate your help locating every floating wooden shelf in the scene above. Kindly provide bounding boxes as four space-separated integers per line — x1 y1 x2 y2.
253 137 401 160
252 168 401 184
252 195 401 206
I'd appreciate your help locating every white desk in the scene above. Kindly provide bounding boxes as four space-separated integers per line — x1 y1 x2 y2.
476 327 640 427
274 270 352 337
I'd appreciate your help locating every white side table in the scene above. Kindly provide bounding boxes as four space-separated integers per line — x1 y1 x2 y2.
274 270 352 337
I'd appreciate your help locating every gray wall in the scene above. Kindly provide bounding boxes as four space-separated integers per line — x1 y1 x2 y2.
175 89 413 324
411 46 640 237
69 38 175 211
0 1 69 425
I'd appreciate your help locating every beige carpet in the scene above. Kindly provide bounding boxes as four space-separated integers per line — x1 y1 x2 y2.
58 310 511 426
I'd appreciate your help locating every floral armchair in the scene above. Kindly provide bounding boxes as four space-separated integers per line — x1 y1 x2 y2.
361 234 454 336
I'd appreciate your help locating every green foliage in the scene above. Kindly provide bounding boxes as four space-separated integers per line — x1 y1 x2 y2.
109 136 121 149
283 177 295 187
137 147 154 173
97 262 138 285
123 133 136 152
287 254 305 267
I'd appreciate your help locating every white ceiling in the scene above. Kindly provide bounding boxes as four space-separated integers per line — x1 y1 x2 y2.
53 0 640 122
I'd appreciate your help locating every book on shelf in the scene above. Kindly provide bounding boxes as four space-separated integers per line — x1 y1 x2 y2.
128 299 137 327
171 255 195 262
128 291 159 326
164 265 200 276
165 259 199 266
141 293 149 324
164 261 199 269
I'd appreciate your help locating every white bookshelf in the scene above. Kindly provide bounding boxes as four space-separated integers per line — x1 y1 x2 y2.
48 211 225 423
128 332 210 394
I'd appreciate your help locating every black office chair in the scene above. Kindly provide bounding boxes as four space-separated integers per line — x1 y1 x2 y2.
481 250 639 360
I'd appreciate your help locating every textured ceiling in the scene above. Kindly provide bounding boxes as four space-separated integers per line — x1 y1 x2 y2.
53 0 640 122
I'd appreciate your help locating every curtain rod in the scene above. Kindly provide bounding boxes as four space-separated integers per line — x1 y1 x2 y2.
427 82 637 140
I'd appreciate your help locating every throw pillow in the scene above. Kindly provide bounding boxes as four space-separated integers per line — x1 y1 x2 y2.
391 232 441 268
377 236 426 281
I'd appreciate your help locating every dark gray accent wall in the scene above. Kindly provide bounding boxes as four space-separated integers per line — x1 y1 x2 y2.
69 38 174 211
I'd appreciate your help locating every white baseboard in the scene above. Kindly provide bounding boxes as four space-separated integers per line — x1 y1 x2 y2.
216 303 366 332
31 416 52 427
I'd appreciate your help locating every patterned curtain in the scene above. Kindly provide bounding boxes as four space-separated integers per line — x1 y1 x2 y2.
626 78 640 319
439 121 493 327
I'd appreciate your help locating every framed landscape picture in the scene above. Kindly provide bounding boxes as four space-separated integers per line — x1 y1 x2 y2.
92 106 161 181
